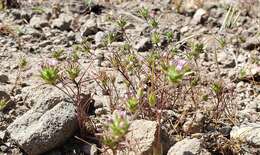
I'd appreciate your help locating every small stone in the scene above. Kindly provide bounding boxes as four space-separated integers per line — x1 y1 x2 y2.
167 138 210 155
95 108 107 116
0 91 10 101
230 123 260 146
241 64 260 82
11 9 21 20
80 18 99 37
21 10 32 22
134 37 153 52
94 31 106 46
67 31 76 41
0 74 9 83
39 40 52 47
218 50 236 68
93 95 110 110
30 16 49 29
118 120 160 155
52 13 73 31
24 27 42 38
0 145 8 152
0 130 6 140
183 119 201 134
191 8 208 25
82 144 98 155
180 26 189 33
219 125 232 136
242 37 260 50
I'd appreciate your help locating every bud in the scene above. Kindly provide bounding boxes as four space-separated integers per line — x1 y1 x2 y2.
148 91 157 107
66 64 80 80
40 64 59 85
126 97 138 112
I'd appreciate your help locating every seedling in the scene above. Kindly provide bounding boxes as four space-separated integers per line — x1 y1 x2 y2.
40 60 59 85
126 97 138 113
52 49 64 61
149 18 159 29
19 57 28 69
0 99 8 111
138 7 149 21
102 110 129 151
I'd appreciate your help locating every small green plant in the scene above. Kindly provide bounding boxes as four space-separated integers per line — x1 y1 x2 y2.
84 0 93 7
148 91 157 107
165 31 174 43
39 58 93 137
151 32 161 46
66 64 80 81
149 18 159 29
0 0 4 10
239 68 247 79
40 60 60 85
103 32 116 46
102 110 129 151
32 6 45 14
19 57 28 69
126 97 138 113
167 66 184 84
52 49 64 61
216 37 227 49
35 7 239 154
116 17 127 30
189 42 204 60
138 7 149 21
212 82 223 94
0 99 8 111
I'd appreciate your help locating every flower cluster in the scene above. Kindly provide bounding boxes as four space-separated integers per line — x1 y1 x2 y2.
39 59 60 85
103 110 129 149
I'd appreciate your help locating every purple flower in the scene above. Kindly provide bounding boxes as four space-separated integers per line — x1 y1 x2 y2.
119 110 127 119
176 59 187 70
47 59 58 67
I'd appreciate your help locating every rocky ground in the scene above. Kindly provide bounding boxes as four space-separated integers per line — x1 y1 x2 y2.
0 0 259 155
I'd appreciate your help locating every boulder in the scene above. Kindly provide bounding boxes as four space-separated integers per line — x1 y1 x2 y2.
7 87 77 155
167 138 211 155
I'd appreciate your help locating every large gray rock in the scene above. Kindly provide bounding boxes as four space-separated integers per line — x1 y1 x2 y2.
230 123 260 146
167 138 211 155
7 87 77 155
118 120 161 155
